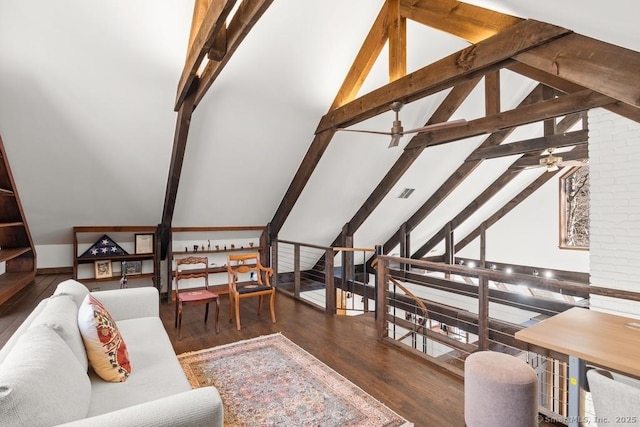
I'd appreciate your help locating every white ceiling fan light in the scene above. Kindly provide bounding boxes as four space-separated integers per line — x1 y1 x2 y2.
337 101 467 148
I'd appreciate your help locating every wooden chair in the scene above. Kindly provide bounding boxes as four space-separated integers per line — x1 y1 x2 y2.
174 256 219 339
226 253 276 330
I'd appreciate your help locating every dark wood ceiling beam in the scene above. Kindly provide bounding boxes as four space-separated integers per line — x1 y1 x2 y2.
175 0 238 110
208 25 227 61
271 2 391 236
399 0 522 43
159 85 198 258
316 20 571 133
389 0 407 81
269 130 335 237
485 71 500 115
331 2 390 110
508 62 640 124
466 129 588 161
380 85 546 254
514 32 640 109
194 0 274 107
404 89 615 150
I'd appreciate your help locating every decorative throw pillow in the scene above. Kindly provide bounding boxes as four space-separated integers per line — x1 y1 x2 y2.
78 294 132 382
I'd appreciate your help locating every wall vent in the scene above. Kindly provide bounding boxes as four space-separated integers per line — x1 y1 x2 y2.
398 188 415 199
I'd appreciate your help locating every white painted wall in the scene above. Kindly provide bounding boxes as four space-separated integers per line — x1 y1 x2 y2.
589 108 640 317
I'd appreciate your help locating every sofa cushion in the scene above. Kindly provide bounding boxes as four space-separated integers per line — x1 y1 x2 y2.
54 279 90 308
0 326 91 426
29 293 88 372
78 294 132 382
87 316 192 416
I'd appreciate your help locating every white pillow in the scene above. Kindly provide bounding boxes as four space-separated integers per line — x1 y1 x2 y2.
78 294 132 382
29 293 88 372
0 326 91 426
54 279 90 308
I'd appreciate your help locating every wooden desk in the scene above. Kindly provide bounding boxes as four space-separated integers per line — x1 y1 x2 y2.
515 307 640 426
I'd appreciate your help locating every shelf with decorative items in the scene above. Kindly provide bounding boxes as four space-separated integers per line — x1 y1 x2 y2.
0 134 36 307
168 226 269 301
72 226 160 290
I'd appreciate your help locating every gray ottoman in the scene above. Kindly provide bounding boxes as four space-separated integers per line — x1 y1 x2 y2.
464 351 538 427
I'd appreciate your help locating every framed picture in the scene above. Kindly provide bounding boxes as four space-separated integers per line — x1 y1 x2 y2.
94 260 113 279
123 260 142 275
135 234 154 254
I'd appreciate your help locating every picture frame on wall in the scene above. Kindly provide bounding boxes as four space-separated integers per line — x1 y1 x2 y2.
123 260 142 275
94 260 113 279
135 233 154 254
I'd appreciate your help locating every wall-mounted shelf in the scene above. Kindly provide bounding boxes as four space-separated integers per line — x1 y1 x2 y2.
168 226 268 303
0 134 36 307
73 226 160 289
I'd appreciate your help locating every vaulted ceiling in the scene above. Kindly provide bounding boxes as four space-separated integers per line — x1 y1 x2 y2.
1 0 639 267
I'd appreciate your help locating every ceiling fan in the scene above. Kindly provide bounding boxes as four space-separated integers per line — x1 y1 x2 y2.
337 101 467 148
534 148 587 172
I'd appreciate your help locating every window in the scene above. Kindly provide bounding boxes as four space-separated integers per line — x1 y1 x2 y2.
560 165 589 249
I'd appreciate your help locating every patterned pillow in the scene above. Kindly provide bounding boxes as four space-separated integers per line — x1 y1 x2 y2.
77 294 132 382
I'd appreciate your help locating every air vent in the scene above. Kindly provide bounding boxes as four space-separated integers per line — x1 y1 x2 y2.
398 188 415 199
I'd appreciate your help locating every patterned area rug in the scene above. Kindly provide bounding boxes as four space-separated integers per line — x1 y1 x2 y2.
178 333 413 427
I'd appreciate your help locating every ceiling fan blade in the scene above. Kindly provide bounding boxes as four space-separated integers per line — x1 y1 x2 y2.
404 119 467 135
336 128 393 136
558 160 587 168
388 134 402 148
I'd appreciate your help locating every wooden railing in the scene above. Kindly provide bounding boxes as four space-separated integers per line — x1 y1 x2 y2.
273 239 375 314
373 254 640 421
273 239 640 422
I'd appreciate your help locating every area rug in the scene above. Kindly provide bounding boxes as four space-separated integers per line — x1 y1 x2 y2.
178 333 413 427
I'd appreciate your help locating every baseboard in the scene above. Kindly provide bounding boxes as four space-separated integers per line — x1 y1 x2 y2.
36 267 73 275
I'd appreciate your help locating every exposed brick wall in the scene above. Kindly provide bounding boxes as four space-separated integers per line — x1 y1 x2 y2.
589 108 640 317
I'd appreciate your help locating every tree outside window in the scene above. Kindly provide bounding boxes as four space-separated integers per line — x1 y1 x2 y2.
560 165 589 249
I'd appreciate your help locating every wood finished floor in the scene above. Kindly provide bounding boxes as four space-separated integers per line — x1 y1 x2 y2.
0 274 559 427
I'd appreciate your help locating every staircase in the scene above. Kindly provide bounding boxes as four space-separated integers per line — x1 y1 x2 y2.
0 134 36 306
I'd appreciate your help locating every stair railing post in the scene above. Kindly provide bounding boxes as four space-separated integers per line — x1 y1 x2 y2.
293 242 300 298
325 248 336 314
375 246 387 339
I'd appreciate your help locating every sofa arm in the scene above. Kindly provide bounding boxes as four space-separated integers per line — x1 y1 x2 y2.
59 387 223 427
91 287 159 321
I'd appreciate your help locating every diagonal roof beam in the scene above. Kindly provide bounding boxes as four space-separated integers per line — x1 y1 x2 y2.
381 85 547 254
331 2 390 110
270 4 391 236
508 62 640 124
271 20 572 238
399 0 522 43
316 20 570 133
514 33 640 110
175 0 238 110
194 0 274 106
454 145 588 253
405 89 615 150
332 78 481 246
466 129 588 161
412 113 585 258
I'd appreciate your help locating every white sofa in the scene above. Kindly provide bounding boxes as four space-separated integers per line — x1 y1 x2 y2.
0 279 223 427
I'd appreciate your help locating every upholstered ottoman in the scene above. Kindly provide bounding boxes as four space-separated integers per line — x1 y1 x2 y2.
464 351 538 427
